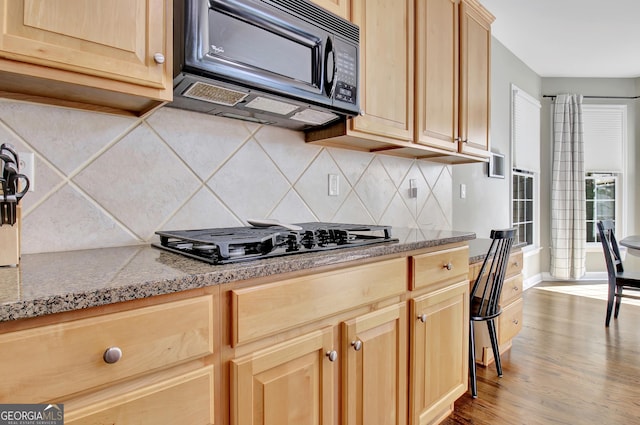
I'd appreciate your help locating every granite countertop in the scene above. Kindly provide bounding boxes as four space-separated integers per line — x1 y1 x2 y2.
0 228 476 323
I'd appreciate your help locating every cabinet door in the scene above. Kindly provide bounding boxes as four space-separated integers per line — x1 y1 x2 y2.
410 280 469 425
0 0 169 90
342 303 407 425
415 0 459 151
350 0 414 142
309 0 350 19
458 0 492 157
231 327 336 425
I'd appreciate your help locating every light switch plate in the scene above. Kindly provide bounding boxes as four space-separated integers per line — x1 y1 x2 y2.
328 174 339 196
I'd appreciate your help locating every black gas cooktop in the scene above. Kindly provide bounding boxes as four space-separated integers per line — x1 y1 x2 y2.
153 222 398 264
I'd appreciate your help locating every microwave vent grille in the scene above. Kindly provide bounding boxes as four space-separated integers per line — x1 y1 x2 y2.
182 82 248 106
265 0 359 43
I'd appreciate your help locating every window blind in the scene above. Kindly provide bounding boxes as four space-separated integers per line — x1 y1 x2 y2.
511 85 541 172
582 105 626 172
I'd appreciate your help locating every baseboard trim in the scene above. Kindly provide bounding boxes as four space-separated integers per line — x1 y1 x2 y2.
540 271 608 282
523 274 543 291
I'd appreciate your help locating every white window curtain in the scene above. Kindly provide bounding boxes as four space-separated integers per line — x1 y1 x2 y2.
551 94 586 280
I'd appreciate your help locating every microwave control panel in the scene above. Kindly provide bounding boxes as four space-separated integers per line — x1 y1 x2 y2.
333 45 357 105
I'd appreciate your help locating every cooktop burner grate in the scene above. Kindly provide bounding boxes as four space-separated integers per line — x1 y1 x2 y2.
153 222 397 264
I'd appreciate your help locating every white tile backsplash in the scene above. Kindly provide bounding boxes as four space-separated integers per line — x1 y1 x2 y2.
0 99 453 254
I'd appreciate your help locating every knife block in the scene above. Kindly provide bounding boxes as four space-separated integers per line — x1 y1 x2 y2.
0 204 20 267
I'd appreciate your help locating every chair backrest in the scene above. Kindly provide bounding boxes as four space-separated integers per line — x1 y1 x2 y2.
597 220 624 281
470 228 516 317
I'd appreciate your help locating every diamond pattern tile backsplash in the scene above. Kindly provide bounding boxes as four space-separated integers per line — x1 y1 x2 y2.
0 100 452 254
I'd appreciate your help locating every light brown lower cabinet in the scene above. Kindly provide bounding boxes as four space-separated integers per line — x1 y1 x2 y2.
228 258 408 425
64 365 215 424
227 245 471 425
231 302 409 425
342 303 407 425
0 292 218 423
469 249 524 366
231 327 336 425
410 280 469 425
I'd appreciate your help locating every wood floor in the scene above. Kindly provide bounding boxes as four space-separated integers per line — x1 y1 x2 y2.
443 281 640 425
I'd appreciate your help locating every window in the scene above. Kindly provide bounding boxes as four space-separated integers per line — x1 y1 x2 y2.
512 170 534 246
586 173 617 242
510 85 540 248
582 104 626 242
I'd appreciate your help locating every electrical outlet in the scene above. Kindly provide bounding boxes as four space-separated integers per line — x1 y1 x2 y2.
18 152 35 192
328 174 339 196
409 179 418 198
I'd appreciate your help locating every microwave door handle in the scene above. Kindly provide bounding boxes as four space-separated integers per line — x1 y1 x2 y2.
324 37 337 98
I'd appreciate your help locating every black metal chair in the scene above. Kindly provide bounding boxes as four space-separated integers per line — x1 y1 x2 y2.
597 220 640 327
469 228 516 398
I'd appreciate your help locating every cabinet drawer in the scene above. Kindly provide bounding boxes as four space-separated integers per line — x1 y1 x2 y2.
499 298 523 345
506 250 523 277
0 296 214 403
411 245 469 290
65 365 214 424
232 258 407 346
501 274 523 305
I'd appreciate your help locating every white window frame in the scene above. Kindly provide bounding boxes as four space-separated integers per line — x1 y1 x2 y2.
582 104 627 245
512 169 538 248
510 84 541 250
585 172 620 245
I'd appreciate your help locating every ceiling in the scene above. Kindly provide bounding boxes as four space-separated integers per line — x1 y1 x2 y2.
480 0 640 78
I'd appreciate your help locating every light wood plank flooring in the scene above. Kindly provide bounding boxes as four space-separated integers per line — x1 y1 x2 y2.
444 281 640 425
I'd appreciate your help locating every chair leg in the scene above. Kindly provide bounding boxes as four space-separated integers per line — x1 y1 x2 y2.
469 320 478 398
614 285 623 318
487 319 502 378
605 281 616 327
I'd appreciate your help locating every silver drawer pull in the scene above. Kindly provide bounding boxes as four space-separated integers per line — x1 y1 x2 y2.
418 314 427 323
326 350 338 362
103 346 123 364
443 262 453 271
351 340 363 351
153 53 165 64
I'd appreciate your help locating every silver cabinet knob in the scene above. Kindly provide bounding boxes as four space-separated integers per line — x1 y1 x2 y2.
443 262 453 271
351 340 362 351
326 350 338 362
418 314 427 323
153 53 165 64
103 346 122 364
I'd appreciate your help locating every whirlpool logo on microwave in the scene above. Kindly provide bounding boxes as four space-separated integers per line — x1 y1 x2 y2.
0 404 63 425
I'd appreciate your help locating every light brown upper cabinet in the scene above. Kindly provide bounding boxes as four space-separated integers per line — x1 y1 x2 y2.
309 0 351 19
307 0 494 163
0 0 172 116
306 0 416 152
415 0 494 158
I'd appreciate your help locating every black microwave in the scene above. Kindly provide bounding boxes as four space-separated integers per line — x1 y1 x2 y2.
171 0 360 130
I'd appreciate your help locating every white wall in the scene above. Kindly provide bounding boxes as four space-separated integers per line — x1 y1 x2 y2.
453 37 542 283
